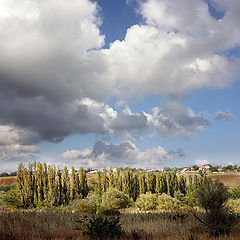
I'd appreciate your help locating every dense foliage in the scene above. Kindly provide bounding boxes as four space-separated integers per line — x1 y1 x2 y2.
16 162 88 207
194 179 239 237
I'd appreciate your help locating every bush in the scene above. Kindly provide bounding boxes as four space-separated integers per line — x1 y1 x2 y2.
1 189 22 209
76 215 123 239
102 188 131 210
157 193 180 211
227 198 240 212
194 178 239 237
229 186 240 199
69 192 102 213
135 192 158 211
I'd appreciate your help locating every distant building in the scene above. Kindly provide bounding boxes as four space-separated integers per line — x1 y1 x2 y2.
199 164 211 172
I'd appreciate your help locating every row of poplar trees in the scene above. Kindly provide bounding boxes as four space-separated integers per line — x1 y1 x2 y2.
17 162 88 207
94 167 207 201
17 163 207 207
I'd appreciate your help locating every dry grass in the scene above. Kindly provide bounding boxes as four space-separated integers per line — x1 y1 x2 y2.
0 210 240 240
0 177 17 186
208 172 240 189
181 172 240 189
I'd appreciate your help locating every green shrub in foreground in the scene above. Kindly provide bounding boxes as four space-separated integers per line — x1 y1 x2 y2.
1 189 22 209
135 192 158 211
157 193 181 211
102 188 132 210
76 215 123 239
194 178 239 237
227 198 240 212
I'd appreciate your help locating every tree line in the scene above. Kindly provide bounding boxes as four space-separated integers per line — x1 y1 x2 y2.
16 163 208 207
17 162 88 207
94 167 207 201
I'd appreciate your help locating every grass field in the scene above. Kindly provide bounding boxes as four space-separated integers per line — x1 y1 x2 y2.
1 172 240 239
0 210 240 240
180 171 240 189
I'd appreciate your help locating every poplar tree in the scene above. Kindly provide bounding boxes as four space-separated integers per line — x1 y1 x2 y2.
70 166 76 201
42 162 48 202
188 175 193 193
171 172 178 194
146 171 156 193
122 170 130 197
156 172 161 194
36 162 44 203
101 167 107 194
178 175 186 195
17 163 26 206
167 172 174 196
28 162 34 205
160 172 168 194
48 165 57 206
193 175 199 191
56 170 62 205
96 170 102 196
132 174 139 201
139 172 146 194
114 168 122 191
62 166 70 205
80 167 88 198
33 161 38 205
108 166 114 188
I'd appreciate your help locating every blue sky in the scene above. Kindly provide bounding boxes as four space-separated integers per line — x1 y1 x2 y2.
0 0 239 171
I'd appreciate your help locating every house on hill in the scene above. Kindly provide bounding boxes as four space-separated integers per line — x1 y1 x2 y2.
199 164 211 172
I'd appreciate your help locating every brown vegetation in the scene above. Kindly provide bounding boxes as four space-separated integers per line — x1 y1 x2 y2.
181 172 240 189
0 210 240 240
0 176 17 186
208 172 240 189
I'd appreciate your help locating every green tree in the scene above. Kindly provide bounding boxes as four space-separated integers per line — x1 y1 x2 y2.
70 166 77 201
16 163 25 205
108 166 114 189
138 172 146 194
193 178 238 237
146 172 156 193
178 175 186 195
101 167 107 194
62 166 70 205
79 167 88 198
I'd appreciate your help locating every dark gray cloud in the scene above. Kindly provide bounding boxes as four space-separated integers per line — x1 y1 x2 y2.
110 107 148 132
62 140 172 169
148 102 210 136
168 148 186 158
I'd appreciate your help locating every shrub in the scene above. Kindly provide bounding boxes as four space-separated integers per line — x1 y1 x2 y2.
135 192 158 211
227 198 240 212
76 215 123 239
69 192 102 213
157 193 180 211
194 178 239 237
229 186 240 199
174 191 187 206
102 188 131 210
1 189 22 209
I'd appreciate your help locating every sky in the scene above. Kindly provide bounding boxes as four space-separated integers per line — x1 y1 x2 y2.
0 0 240 172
